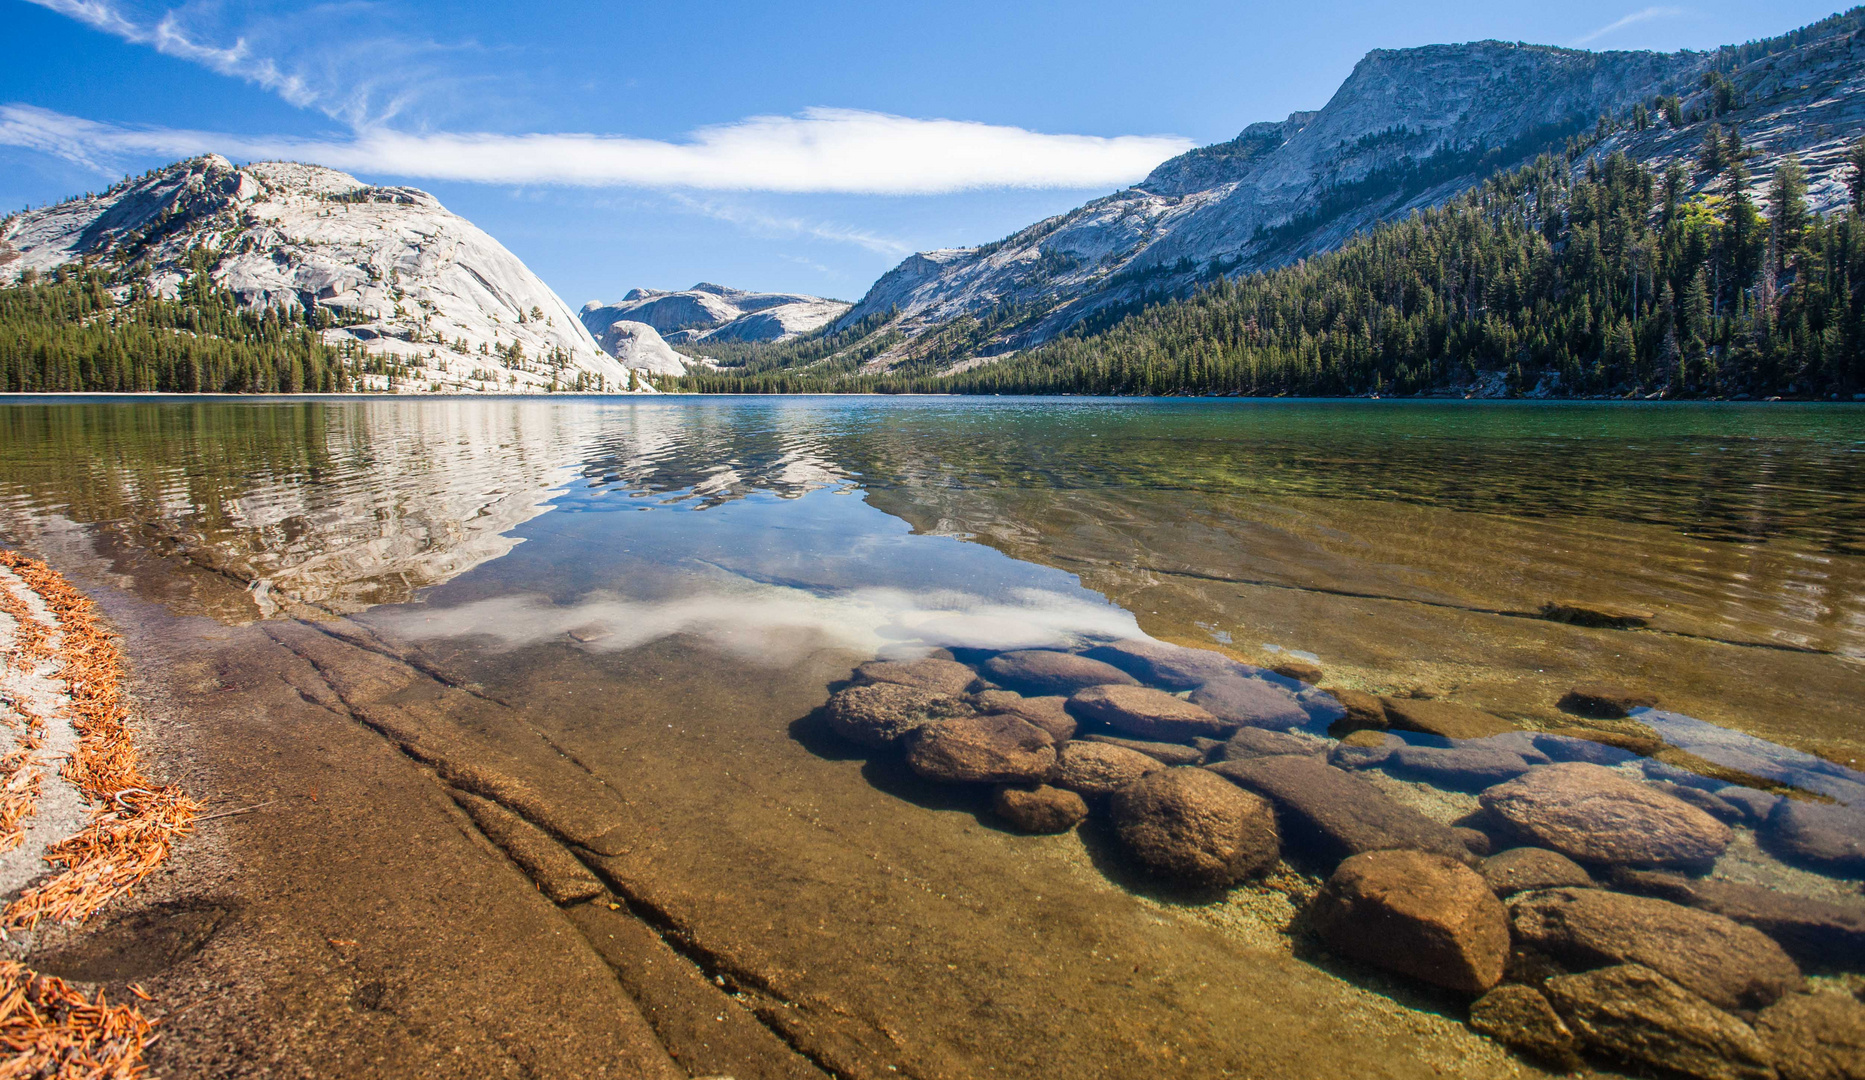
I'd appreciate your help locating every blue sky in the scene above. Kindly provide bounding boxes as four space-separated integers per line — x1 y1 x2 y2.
0 0 1842 307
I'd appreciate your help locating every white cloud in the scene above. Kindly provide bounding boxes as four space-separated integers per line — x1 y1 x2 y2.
18 0 1189 196
668 194 913 257
1572 6 1686 47
0 104 1194 196
0 104 209 172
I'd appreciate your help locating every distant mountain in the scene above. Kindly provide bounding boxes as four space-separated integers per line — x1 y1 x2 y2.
581 283 849 347
832 10 1865 365
0 155 646 393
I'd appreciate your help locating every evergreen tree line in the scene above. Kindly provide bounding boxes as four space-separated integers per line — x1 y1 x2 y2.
672 309 901 382
0 262 355 393
674 144 1865 398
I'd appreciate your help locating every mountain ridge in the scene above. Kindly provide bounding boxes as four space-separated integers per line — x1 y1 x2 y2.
828 11 1865 368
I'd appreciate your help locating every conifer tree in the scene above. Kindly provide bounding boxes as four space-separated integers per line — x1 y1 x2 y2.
1699 125 1726 175
1768 155 1810 274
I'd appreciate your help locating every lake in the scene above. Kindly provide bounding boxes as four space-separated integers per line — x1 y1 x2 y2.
1 396 1861 1079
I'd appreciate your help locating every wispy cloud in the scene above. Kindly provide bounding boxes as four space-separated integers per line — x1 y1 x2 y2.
25 0 486 127
0 104 1193 196
26 0 317 107
668 195 913 257
780 254 840 278
1572 6 1686 47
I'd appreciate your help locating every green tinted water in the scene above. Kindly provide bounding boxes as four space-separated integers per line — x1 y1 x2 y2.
0 396 1860 1079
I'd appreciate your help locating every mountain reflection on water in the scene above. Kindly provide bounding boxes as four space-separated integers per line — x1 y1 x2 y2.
0 395 1861 767
2 396 1861 601
0 397 1857 727
0 397 1857 664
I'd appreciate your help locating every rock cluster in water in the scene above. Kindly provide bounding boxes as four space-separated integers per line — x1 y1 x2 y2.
814 641 1865 1080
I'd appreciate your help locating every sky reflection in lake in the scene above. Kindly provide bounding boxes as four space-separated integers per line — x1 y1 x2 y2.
0 396 1860 774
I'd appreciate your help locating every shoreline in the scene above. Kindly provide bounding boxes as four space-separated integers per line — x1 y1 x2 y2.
2 390 1863 403
0 532 1559 1079
5 540 694 1079
0 552 196 1076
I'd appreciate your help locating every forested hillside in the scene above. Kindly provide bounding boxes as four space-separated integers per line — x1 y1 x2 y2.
677 143 1865 398
0 260 364 393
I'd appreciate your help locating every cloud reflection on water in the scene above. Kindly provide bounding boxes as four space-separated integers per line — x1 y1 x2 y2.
378 578 1144 666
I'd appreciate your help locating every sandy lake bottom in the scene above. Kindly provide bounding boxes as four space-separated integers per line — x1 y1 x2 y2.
0 396 1860 1079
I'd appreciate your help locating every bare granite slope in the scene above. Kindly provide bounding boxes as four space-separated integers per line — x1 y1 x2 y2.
0 155 646 393
838 15 1865 363
582 282 850 347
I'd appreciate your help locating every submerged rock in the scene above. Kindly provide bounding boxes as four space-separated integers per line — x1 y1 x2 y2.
972 689 1077 743
1321 686 1388 735
1295 686 1349 725
1510 887 1803 1012
1465 730 1554 761
983 650 1138 696
825 683 974 749
1385 744 1537 790
1188 677 1309 730
1480 847 1593 897
1612 870 1865 969
1533 729 1656 764
992 784 1089 834
1380 697 1517 740
453 791 604 905
1479 763 1733 868
1468 984 1581 1067
1052 741 1164 798
1453 827 1493 858
1328 730 1399 769
1207 755 1473 868
1544 964 1775 1080
1539 600 1655 629
856 657 981 696
1308 849 1510 993
1110 768 1280 888
1081 734 1206 766
1717 787 1784 825
1559 684 1660 719
1222 727 1327 762
1764 800 1865 876
1081 638 1259 690
1271 659 1323 685
906 715 1056 784
1649 781 1746 823
1070 684 1230 741
1754 991 1865 1080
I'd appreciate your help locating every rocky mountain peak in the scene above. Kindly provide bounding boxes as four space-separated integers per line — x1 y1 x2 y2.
1137 112 1315 198
2 155 643 393
581 283 850 347
832 13 1859 367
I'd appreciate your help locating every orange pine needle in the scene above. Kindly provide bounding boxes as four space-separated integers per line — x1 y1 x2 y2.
0 551 202 932
0 552 192 1079
0 959 156 1079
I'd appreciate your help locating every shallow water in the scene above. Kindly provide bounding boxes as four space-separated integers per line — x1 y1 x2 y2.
1 396 1862 1078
